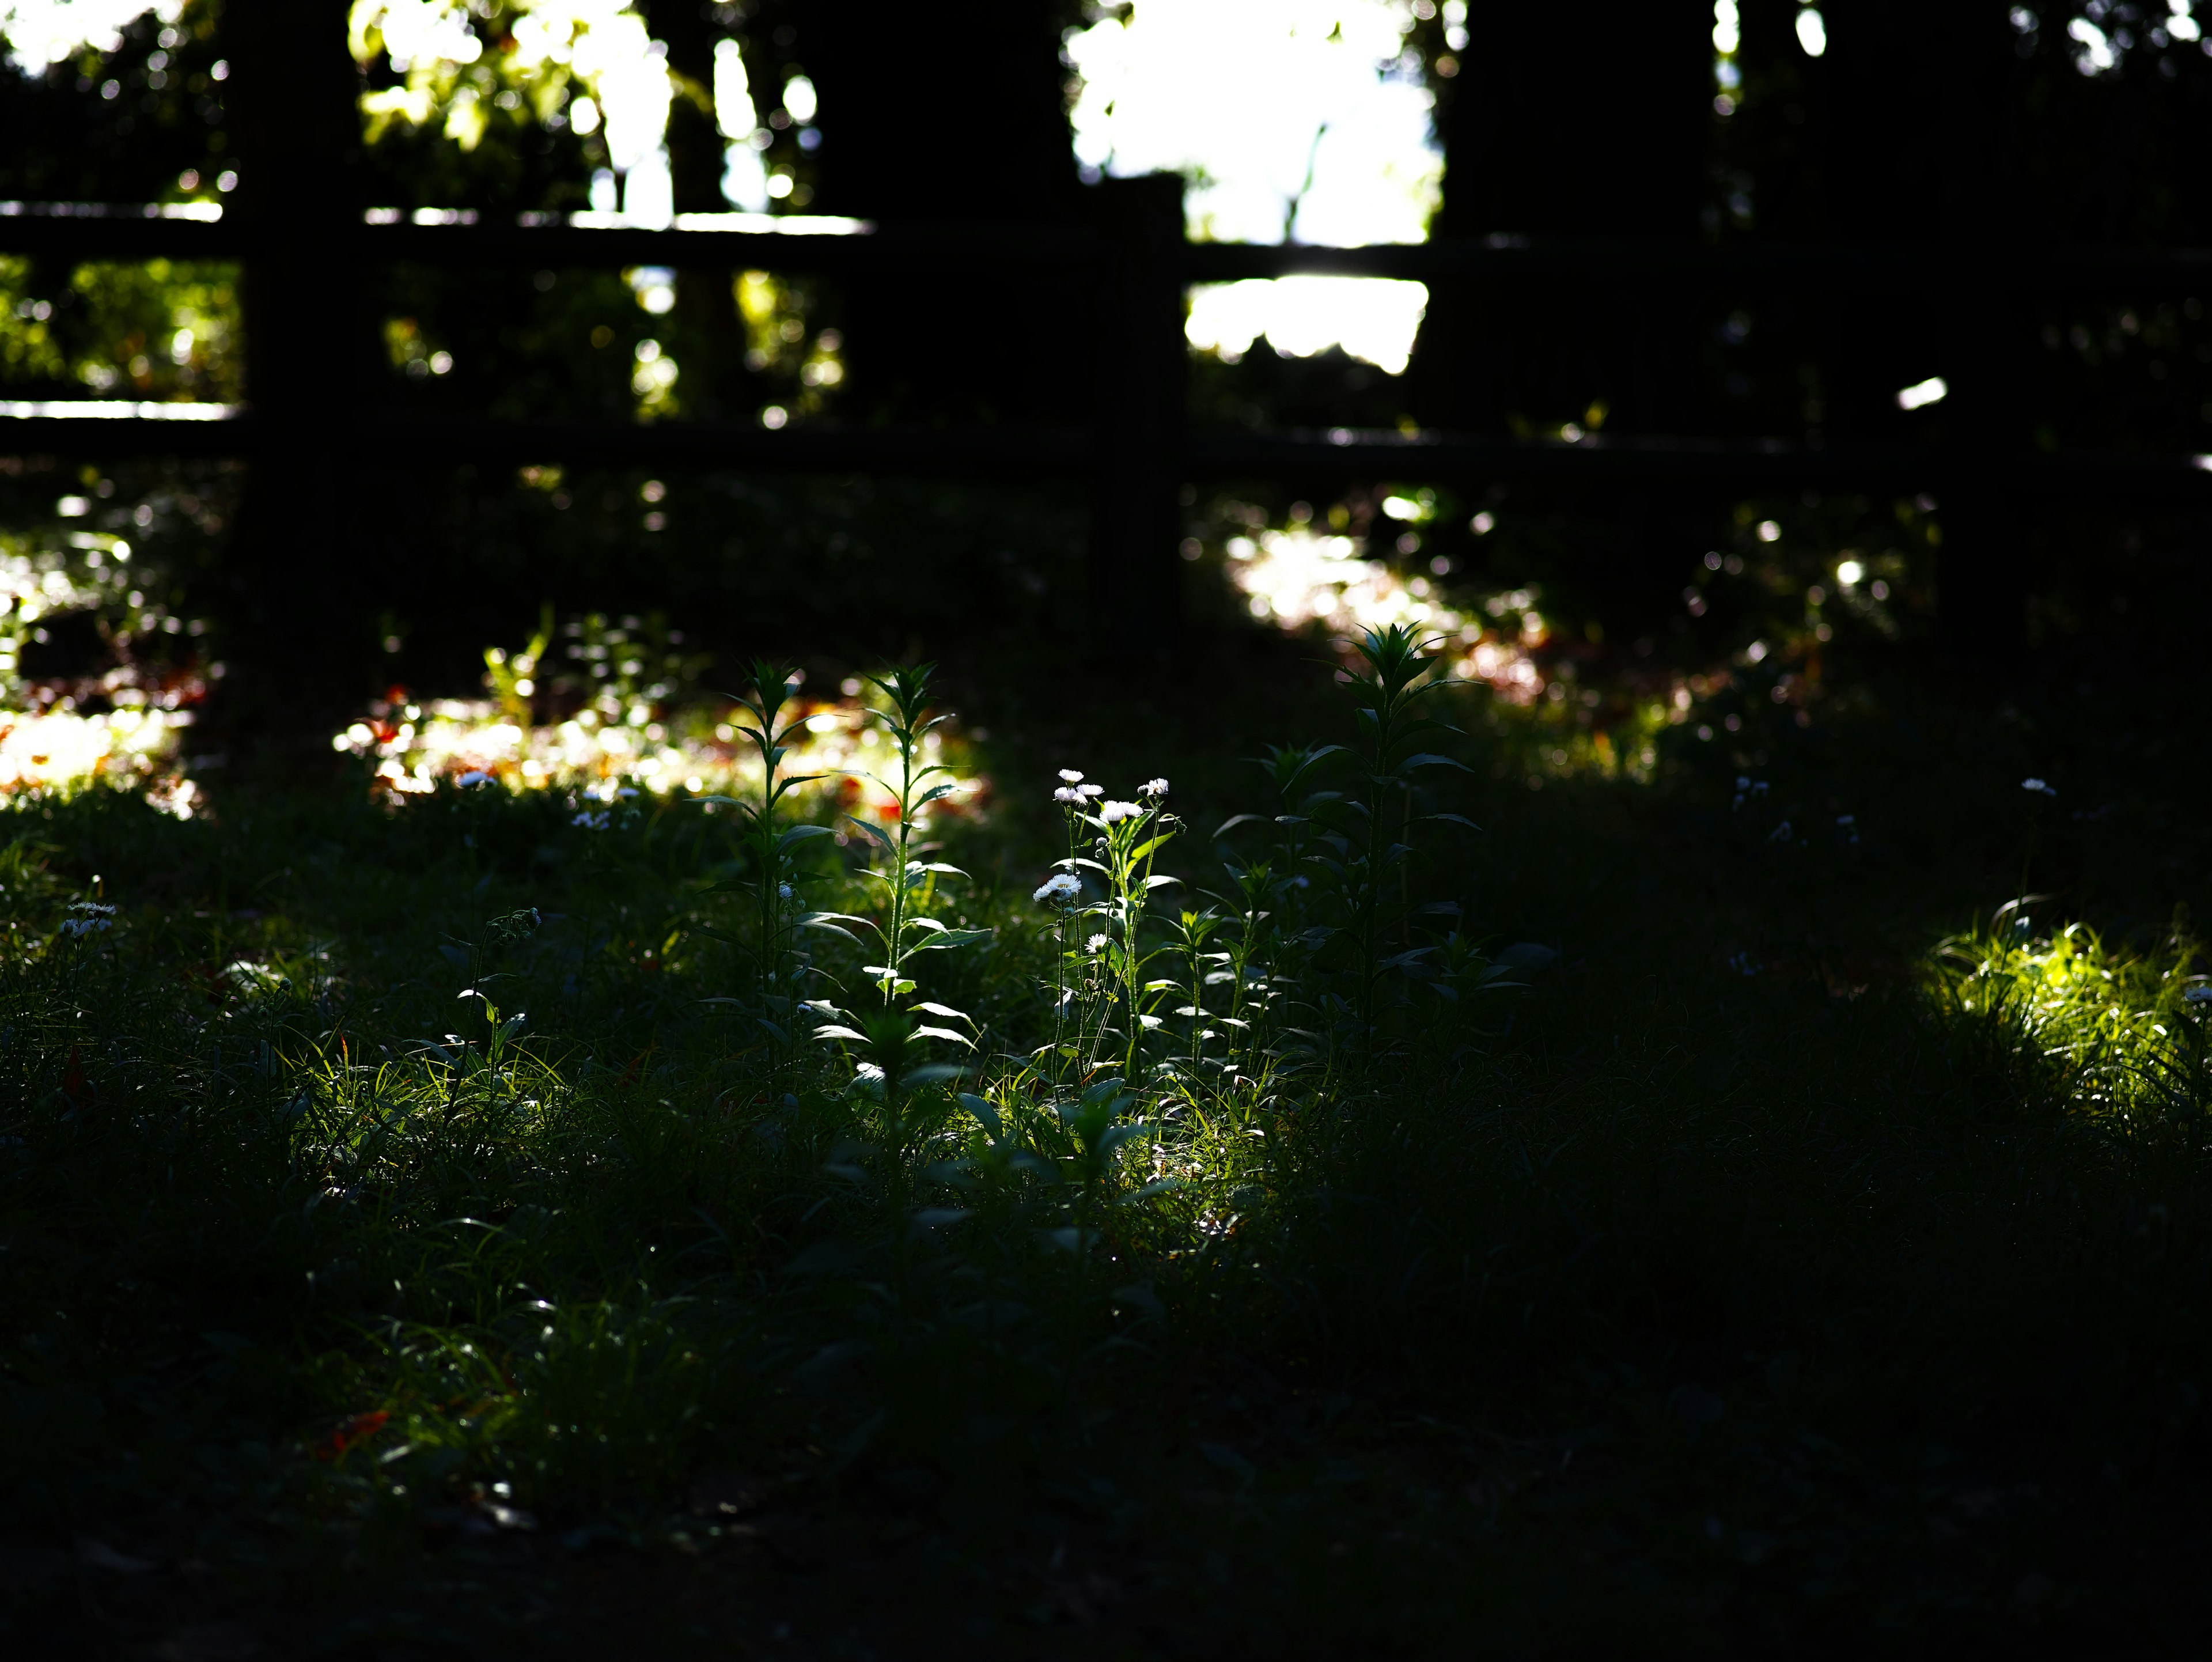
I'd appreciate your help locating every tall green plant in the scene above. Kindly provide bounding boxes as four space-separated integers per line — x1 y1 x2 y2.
1212 741 1347 1070
702 660 831 1066
1336 624 1475 1044
1051 776 1180 1084
805 664 989 1139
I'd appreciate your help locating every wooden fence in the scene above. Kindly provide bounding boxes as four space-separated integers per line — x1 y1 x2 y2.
5 137 2211 631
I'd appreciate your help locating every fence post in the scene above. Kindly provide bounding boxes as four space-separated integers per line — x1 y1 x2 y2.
1091 173 1187 638
215 0 368 755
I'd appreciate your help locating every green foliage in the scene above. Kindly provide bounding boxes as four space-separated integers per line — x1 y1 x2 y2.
350 0 597 214
4 646 2212 1651
0 256 241 404
1937 904 2212 1132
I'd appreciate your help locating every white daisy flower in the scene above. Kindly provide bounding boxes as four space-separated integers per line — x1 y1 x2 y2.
1033 873 1082 906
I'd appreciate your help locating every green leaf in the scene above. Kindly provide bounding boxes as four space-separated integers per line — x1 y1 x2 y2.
844 816 898 852
797 912 872 945
909 928 992 952
911 1000 975 1025
912 1025 974 1046
777 824 835 850
812 1025 868 1042
1096 1121 1156 1157
957 1092 1003 1138
1399 752 1472 773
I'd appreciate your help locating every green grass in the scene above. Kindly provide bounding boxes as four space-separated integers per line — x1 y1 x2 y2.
3 644 2210 1657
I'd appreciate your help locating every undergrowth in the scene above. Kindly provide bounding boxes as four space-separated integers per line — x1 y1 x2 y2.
2 639 2209 1653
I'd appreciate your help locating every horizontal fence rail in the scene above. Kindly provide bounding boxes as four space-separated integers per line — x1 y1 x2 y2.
2 200 2211 506
10 202 2212 289
0 412 2206 501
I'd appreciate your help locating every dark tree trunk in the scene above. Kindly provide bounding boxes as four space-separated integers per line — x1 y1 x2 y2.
1782 2 2031 651
215 0 377 756
769 0 1089 423
1412 0 1711 437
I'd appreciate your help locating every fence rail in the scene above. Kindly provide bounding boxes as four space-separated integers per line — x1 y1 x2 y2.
1 412 2206 500
3 196 2210 638
10 204 2212 289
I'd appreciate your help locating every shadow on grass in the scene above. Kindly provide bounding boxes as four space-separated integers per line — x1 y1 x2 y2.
1 652 2208 1656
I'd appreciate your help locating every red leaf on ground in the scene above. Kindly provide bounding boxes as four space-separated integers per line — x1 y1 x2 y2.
61 1043 90 1110
314 1409 391 1460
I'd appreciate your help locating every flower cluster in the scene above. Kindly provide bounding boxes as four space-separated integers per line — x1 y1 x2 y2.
2022 777 2057 798
1141 777 1169 798
59 900 115 938
1033 872 1083 908
1054 767 1107 806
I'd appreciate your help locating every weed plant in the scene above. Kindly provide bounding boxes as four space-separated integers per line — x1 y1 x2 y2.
2 630 2210 1654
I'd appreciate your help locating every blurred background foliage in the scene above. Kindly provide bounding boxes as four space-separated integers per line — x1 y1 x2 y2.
0 0 2204 731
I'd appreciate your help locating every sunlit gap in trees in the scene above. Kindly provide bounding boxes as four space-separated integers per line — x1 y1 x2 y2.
353 1 775 228
9 0 1450 377
0 0 187 70
1069 0 1444 377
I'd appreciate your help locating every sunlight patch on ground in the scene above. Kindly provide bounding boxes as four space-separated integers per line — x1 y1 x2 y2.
0 532 205 812
330 691 986 828
0 702 195 808
1225 523 1549 704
